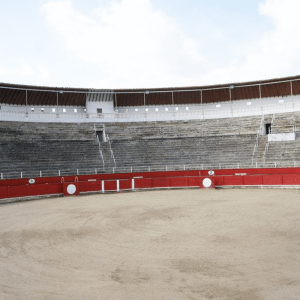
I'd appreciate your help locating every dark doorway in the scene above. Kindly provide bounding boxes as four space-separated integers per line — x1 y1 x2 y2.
96 131 104 142
265 123 271 135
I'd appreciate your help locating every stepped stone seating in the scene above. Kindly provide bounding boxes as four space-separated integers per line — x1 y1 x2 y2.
6 111 300 177
0 122 102 178
263 112 300 165
104 116 261 169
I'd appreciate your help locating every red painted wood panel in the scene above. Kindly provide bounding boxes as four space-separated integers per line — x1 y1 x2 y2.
135 178 152 189
119 179 132 190
169 177 188 187
104 181 117 191
215 176 224 186
28 184 49 196
282 174 300 185
223 176 244 185
0 186 8 199
46 184 63 195
243 175 263 185
82 181 102 192
152 178 170 188
9 185 28 198
263 175 282 185
187 177 200 187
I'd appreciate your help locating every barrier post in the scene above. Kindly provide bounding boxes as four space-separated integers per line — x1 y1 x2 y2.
117 180 120 192
184 165 186 170
21 172 23 178
59 170 61 176
131 167 133 173
275 162 277 168
166 166 168 171
101 180 104 193
132 178 135 190
40 171 42 177
1 173 3 180
95 168 97 174
77 169 79 175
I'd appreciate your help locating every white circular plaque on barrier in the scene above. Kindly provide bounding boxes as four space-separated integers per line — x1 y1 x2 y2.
203 178 212 188
67 184 76 195
208 170 214 175
29 179 35 184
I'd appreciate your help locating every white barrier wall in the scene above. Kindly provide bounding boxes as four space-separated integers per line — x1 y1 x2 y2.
268 133 296 142
1 95 300 123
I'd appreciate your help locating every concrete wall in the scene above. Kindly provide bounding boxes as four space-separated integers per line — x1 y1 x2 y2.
1 95 300 123
268 133 296 142
0 104 86 114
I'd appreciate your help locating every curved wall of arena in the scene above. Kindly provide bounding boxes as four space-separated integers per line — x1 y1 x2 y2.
1 75 300 122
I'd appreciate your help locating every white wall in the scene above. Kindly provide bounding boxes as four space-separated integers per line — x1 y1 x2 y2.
0 104 86 114
268 133 296 142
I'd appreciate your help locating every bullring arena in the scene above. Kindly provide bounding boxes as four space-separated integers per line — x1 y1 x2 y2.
1 76 300 299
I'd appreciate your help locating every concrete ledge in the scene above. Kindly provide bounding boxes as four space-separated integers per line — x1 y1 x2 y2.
0 194 63 205
216 185 300 189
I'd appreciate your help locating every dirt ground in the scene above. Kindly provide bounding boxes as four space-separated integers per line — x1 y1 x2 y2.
0 188 300 300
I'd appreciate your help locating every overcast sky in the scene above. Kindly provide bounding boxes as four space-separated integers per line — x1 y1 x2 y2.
0 0 300 89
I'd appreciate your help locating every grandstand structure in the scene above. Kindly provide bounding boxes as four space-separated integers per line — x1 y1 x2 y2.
1 74 300 197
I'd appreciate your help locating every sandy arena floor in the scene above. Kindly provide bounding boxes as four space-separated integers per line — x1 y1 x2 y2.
0 188 300 300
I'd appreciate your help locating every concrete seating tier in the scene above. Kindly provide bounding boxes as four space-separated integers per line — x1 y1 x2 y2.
0 121 96 141
110 135 256 167
0 122 102 177
105 115 261 141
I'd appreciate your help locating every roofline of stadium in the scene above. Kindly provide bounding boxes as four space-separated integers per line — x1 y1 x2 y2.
1 74 300 94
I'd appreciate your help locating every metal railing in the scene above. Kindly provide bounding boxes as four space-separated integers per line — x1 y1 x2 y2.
1 161 300 180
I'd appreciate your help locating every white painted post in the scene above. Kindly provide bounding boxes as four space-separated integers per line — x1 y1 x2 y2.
131 167 133 173
59 170 61 176
117 180 120 192
113 167 115 173
40 171 42 177
77 169 79 175
148 166 150 172
237 163 239 169
1 173 3 180
95 168 97 174
132 178 135 190
184 165 186 170
166 166 168 171
21 172 23 178
101 180 104 193
256 162 258 168
275 162 277 168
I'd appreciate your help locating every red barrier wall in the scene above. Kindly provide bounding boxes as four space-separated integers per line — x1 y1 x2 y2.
120 179 132 190
244 175 263 185
104 181 117 191
135 178 152 189
2 167 300 200
263 174 282 185
283 174 300 185
223 176 244 186
169 177 188 187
